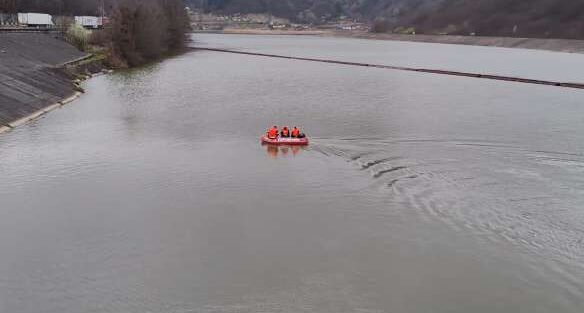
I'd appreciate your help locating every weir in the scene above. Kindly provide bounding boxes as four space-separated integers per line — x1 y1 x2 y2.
197 47 584 90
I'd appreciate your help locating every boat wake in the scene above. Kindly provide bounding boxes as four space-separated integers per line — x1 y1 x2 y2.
310 137 584 284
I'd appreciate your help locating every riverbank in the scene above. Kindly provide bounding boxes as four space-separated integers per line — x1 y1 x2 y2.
209 28 584 54
217 28 328 36
0 33 107 135
336 31 584 54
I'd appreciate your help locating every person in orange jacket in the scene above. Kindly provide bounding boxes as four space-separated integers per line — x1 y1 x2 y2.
291 126 301 138
281 126 290 138
267 125 279 139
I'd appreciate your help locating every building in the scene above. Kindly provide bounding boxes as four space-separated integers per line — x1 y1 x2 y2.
17 13 54 27
75 16 104 29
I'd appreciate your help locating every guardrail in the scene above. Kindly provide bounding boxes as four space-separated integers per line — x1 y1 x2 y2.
0 27 64 33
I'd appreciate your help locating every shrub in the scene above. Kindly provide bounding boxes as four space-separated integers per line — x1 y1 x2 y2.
371 19 391 33
65 23 91 51
89 29 110 46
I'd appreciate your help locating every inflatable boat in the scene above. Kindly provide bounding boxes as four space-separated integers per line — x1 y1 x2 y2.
261 136 309 146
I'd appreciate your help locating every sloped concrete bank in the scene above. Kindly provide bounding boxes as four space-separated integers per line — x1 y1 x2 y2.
0 33 105 134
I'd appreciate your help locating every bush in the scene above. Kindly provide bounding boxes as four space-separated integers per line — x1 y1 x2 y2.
65 23 91 51
89 29 110 46
371 19 391 33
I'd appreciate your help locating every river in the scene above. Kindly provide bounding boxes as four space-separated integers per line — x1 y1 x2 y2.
1 34 583 312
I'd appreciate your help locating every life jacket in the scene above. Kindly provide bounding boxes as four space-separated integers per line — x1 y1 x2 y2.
268 128 278 138
291 128 300 137
282 128 290 137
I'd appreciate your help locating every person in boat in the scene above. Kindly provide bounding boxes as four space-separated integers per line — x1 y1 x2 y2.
291 126 305 138
291 126 300 138
267 126 279 139
281 126 291 138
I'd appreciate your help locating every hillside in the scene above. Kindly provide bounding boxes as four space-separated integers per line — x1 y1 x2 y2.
187 0 584 39
0 0 102 15
416 0 584 39
187 0 430 22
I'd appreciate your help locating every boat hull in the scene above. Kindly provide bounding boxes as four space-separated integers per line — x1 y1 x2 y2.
261 136 309 146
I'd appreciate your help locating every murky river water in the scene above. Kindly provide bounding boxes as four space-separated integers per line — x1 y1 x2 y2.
1 34 584 312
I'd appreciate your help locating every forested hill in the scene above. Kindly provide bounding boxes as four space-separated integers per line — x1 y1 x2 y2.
3 0 582 39
406 0 584 39
187 0 584 39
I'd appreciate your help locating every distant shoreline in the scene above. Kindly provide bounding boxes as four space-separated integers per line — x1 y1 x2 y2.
195 28 584 54
197 28 328 36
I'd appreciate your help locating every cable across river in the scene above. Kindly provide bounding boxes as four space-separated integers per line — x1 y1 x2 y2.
196 47 584 90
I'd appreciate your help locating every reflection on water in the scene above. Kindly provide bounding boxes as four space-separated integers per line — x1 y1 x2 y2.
263 143 306 159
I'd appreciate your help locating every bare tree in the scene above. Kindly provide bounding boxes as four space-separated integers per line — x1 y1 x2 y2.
109 0 190 66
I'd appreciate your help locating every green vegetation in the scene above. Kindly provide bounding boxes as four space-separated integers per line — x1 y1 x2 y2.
65 23 91 51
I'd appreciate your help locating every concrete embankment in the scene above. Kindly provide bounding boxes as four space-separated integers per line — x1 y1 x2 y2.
0 33 90 131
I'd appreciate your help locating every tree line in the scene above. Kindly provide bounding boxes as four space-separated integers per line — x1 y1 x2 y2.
0 0 104 15
108 0 190 66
